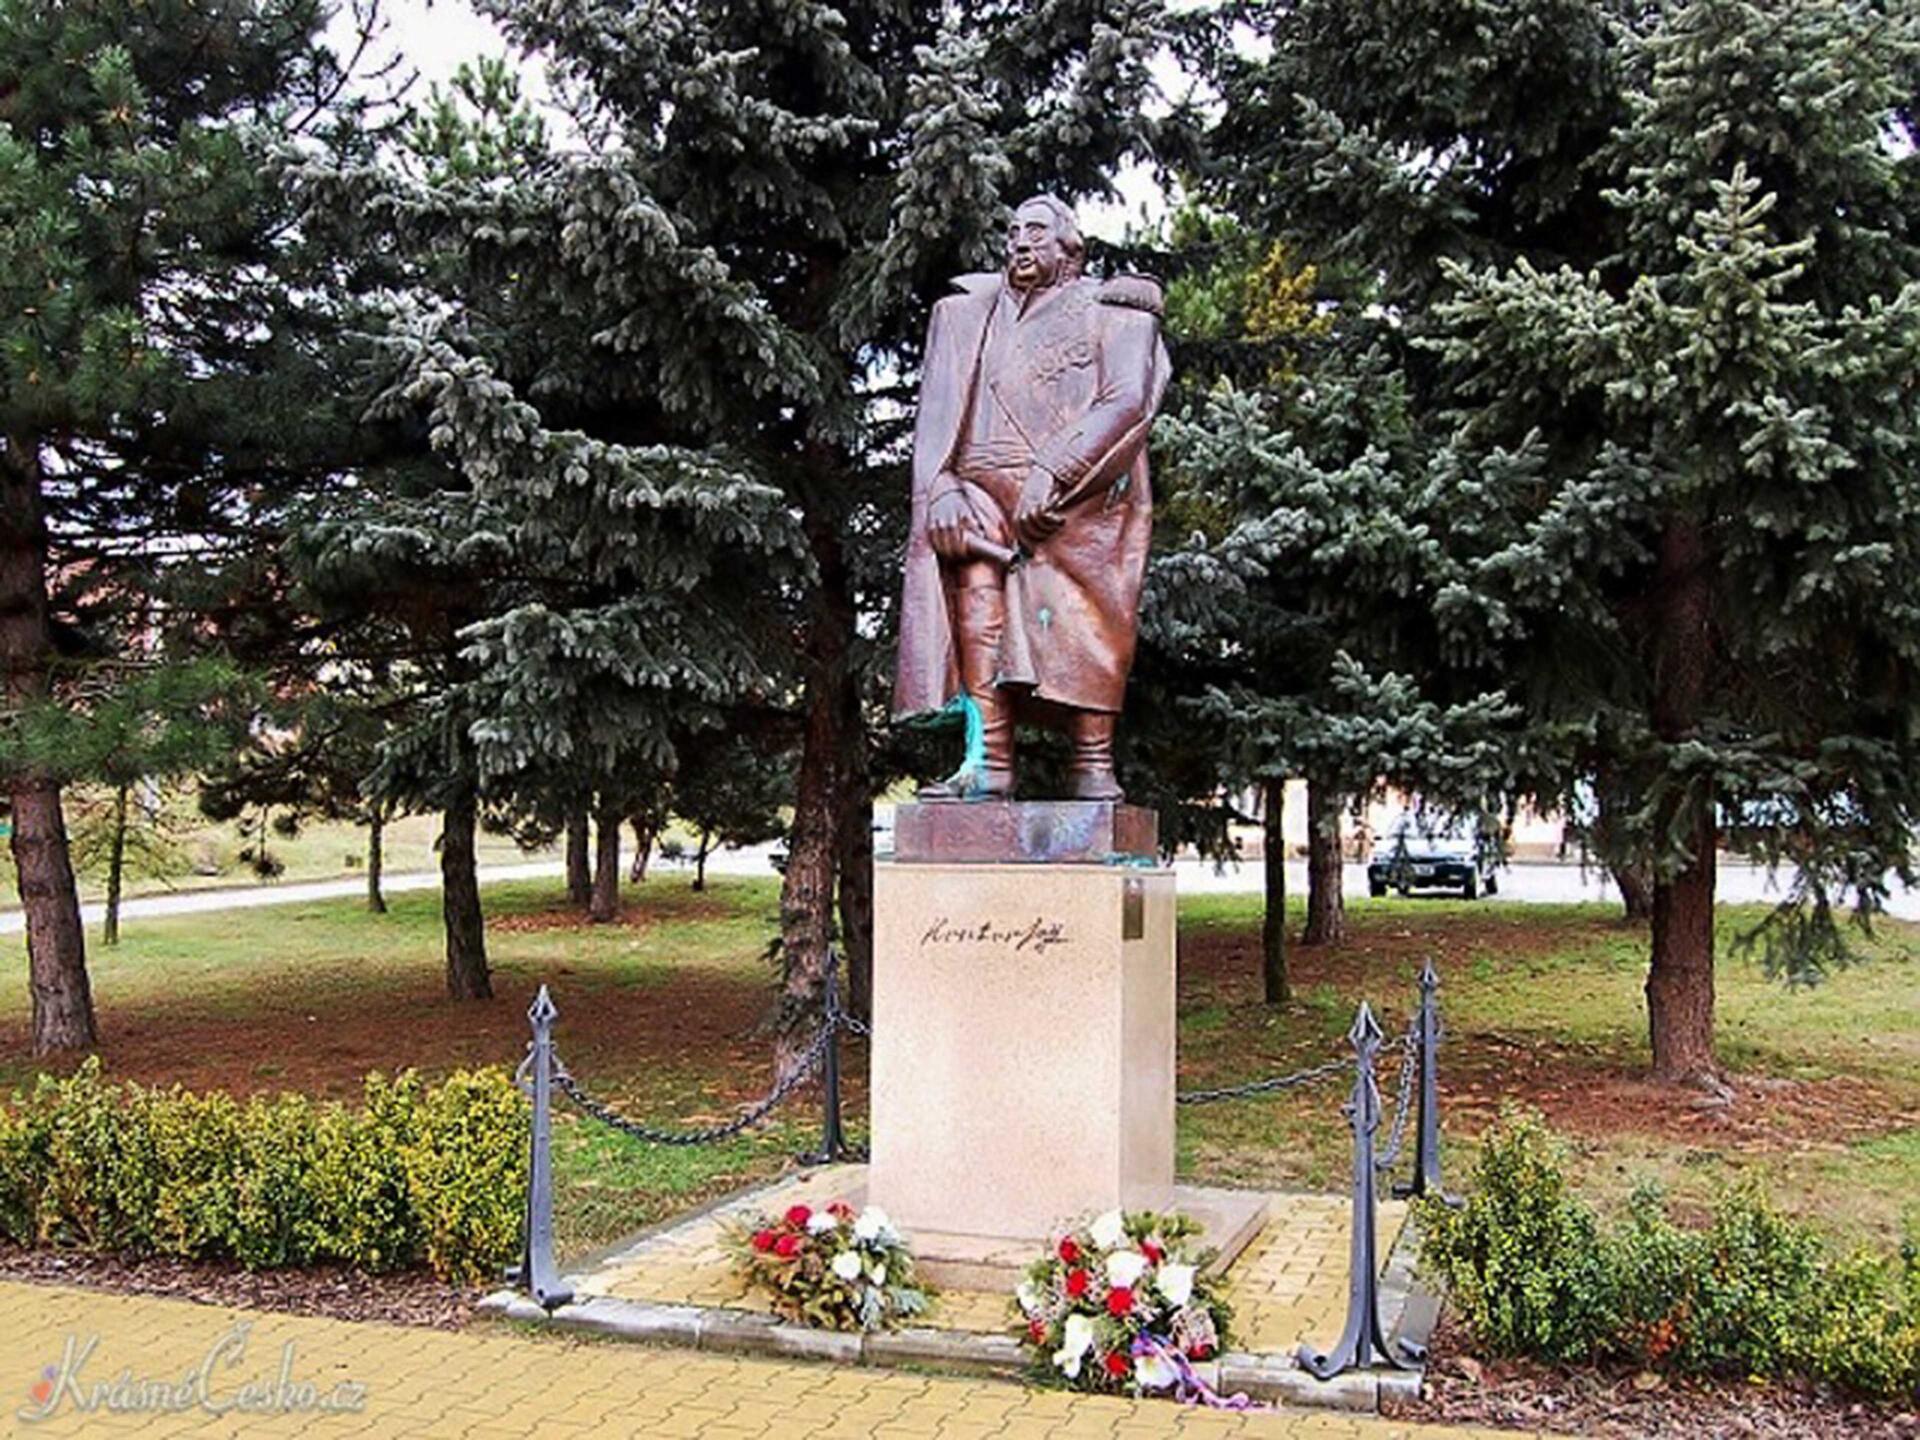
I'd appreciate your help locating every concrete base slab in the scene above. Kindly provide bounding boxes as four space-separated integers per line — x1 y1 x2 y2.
497 1166 1443 1414
906 1184 1269 1291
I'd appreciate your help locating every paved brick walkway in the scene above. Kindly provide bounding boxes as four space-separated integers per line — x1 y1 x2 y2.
1 1280 1531 1438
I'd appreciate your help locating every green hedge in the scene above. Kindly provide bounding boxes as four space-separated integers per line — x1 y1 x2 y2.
1420 1110 1920 1401
0 1059 526 1284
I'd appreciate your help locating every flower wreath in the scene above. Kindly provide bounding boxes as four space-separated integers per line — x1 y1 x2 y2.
725 1200 931 1332
1015 1209 1236 1395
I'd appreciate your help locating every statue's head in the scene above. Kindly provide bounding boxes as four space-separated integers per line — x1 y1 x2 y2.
1005 195 1084 292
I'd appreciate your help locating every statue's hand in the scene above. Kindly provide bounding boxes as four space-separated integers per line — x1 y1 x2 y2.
1014 468 1064 549
926 487 976 560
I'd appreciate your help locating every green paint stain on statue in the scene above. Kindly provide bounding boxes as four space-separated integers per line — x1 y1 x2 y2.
940 692 989 795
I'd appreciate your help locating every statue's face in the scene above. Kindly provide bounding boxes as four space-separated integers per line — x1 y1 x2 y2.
1006 203 1069 291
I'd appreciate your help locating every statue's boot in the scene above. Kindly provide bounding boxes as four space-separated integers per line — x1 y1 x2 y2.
917 581 1015 801
1066 710 1124 801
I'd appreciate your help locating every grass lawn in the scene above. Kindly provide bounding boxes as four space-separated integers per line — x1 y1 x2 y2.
0 805 549 911
0 875 1914 1261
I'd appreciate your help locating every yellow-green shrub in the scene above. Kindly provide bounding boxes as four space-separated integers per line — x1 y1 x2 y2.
1421 1109 1920 1402
302 1072 422 1273
399 1069 529 1285
1416 1109 1616 1363
0 1059 525 1283
1796 1249 1920 1399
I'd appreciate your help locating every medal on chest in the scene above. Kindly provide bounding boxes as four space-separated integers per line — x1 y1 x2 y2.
1021 285 1097 386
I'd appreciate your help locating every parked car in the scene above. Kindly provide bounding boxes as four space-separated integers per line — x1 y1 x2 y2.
1367 812 1500 900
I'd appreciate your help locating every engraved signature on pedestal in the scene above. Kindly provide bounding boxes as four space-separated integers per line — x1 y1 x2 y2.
919 915 1069 956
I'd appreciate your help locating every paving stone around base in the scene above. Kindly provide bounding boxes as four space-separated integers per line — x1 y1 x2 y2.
482 1164 1438 1413
0 1279 1516 1440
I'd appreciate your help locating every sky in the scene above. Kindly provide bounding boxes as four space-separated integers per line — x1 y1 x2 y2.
331 0 1170 240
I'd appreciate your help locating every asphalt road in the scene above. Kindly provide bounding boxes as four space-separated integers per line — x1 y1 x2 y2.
1169 855 1920 920
0 859 567 937
14 847 1911 936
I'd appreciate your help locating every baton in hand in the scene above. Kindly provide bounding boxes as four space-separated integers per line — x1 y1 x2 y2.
964 534 1027 569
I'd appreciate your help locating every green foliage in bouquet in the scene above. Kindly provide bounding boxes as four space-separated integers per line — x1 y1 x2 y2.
724 1200 930 1332
1015 1210 1234 1394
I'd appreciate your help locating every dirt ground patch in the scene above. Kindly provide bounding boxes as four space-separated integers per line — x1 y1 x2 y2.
0 1243 478 1330
0 962 779 1101
1391 1314 1919 1439
488 893 738 934
1445 1040 1920 1154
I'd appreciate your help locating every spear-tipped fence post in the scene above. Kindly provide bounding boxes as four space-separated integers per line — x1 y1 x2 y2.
1395 958 1457 1205
799 949 855 1165
518 985 573 1311
1299 1001 1422 1380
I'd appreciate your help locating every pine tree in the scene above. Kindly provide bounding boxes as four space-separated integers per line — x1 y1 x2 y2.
289 478 529 999
1136 217 1330 1002
0 0 373 1051
199 681 401 916
8 661 247 946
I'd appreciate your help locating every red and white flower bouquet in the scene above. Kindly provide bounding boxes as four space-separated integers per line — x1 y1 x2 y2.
725 1200 931 1331
1015 1209 1235 1395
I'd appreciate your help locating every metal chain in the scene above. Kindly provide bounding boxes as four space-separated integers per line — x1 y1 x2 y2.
552 1020 834 1147
1176 1053 1351 1106
837 1010 871 1039
1373 1020 1420 1172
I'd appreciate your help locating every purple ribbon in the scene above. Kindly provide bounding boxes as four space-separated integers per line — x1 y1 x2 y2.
1130 1334 1258 1410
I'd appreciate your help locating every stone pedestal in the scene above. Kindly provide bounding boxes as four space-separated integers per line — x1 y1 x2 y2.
892 800 1158 865
869 856 1180 1285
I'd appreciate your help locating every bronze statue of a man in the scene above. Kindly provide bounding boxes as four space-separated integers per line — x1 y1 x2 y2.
892 195 1170 802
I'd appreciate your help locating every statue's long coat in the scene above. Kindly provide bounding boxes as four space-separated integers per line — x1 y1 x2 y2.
891 270 1170 720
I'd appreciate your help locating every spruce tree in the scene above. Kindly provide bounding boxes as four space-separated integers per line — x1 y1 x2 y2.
1203 0 1920 1084
304 0 1183 1057
1144 218 1514 1002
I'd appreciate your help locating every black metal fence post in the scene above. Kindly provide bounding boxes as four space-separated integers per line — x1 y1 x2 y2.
518 985 573 1311
1299 1001 1421 1380
1394 958 1456 1204
799 949 856 1165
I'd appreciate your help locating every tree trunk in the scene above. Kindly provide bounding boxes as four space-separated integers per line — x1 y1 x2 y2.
590 797 621 922
103 783 130 946
441 780 492 999
565 808 591 908
1612 858 1654 920
1592 774 1652 920
366 807 387 915
1648 803 1718 1083
693 830 711 892
1645 518 1717 1084
1302 780 1347 946
628 812 656 883
776 517 854 1077
0 433 94 1053
1261 777 1289 1006
836 671 874 1024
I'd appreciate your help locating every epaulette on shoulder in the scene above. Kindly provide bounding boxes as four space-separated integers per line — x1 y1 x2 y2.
1099 273 1164 316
